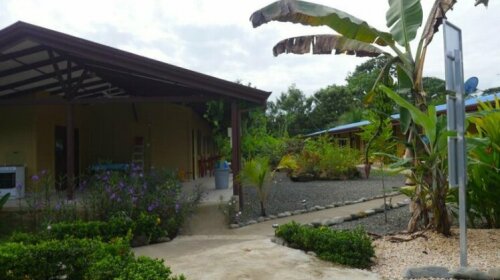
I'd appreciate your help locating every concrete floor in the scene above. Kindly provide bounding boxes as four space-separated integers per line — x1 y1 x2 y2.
134 195 408 280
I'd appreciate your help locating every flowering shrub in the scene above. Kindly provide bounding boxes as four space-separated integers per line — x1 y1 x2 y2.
81 169 201 240
218 196 241 225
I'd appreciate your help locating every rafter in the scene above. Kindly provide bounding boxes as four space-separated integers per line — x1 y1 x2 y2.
0 45 46 62
0 55 66 78
0 65 84 92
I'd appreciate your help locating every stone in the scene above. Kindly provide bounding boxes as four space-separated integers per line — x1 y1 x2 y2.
247 220 257 225
350 214 360 220
271 237 286 246
344 201 354 205
487 267 500 279
364 209 376 216
403 266 451 279
325 204 334 209
373 207 385 213
325 217 344 226
229 223 240 229
315 205 325 211
311 219 322 227
157 236 171 243
257 217 265 222
335 202 344 207
359 197 367 202
268 215 277 219
292 210 303 215
277 212 291 218
306 251 317 257
342 215 353 222
450 267 490 280
264 217 271 221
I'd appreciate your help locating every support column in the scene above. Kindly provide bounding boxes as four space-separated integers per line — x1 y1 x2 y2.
231 101 242 209
66 102 75 200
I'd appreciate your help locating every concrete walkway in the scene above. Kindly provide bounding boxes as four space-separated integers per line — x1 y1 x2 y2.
134 195 408 279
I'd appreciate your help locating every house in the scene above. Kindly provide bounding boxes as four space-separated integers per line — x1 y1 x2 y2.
0 22 270 201
307 93 499 155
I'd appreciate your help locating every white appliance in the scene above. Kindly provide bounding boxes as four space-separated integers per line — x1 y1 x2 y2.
0 166 25 199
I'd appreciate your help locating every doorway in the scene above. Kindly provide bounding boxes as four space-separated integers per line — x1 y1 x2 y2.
54 126 79 190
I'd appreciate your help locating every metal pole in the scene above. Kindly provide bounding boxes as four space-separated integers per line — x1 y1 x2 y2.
454 49 468 267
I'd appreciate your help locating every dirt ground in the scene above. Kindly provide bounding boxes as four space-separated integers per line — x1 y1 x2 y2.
372 228 500 279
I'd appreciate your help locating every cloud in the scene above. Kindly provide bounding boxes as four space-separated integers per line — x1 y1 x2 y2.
1 0 499 100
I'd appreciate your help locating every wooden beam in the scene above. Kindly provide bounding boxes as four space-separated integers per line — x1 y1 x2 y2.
0 95 213 106
0 65 84 92
0 45 47 62
66 102 75 200
231 101 243 209
0 55 66 78
50 79 107 96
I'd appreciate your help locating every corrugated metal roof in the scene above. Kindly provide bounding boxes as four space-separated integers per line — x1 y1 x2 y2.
307 93 499 137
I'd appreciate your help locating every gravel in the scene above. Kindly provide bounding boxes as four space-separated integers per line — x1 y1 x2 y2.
330 206 411 235
240 171 405 222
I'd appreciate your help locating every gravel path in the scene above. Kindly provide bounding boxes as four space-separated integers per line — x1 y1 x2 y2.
240 172 405 222
330 206 411 235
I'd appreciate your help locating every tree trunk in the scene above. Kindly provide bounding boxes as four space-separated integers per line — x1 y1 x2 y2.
260 201 266 217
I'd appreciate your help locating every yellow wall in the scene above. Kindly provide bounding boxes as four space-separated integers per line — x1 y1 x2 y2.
0 102 213 185
0 106 37 178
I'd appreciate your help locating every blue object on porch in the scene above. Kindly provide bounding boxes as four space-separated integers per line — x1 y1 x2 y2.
214 160 229 189
90 163 129 172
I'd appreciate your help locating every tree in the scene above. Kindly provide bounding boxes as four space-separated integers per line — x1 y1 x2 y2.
423 77 447 105
266 84 313 136
309 85 356 130
251 0 490 235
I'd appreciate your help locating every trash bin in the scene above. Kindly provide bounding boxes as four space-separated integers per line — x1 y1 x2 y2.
214 161 230 189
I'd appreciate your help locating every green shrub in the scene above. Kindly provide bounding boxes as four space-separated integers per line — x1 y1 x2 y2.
0 237 130 280
275 221 374 268
0 237 184 280
116 256 185 280
47 215 134 242
278 136 361 181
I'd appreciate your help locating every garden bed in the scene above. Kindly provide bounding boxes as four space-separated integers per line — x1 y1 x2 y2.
240 171 405 222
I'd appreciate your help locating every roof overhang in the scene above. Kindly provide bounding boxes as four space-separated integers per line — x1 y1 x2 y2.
0 21 271 106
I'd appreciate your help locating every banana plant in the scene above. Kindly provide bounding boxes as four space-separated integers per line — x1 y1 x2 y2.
251 0 489 234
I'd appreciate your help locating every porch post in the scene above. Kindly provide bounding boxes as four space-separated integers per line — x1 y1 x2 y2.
66 102 75 200
231 101 243 209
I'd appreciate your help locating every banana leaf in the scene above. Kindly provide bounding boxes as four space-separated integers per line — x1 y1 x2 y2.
386 0 423 48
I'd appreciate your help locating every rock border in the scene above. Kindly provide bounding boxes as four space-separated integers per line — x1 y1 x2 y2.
229 191 406 229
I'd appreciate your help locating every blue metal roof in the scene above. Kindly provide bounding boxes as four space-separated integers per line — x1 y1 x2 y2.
307 93 499 137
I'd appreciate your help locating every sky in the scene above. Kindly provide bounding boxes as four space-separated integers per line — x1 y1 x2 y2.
1 0 499 100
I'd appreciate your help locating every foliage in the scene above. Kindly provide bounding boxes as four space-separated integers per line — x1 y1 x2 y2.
251 0 489 235
358 112 397 164
451 97 500 228
217 195 241 225
275 221 374 269
242 108 286 166
81 169 201 240
266 85 313 136
204 100 231 159
279 136 360 181
380 85 452 235
240 157 273 216
309 85 358 130
0 237 185 280
0 193 9 211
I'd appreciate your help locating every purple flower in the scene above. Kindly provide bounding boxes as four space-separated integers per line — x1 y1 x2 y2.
110 193 117 201
41 169 48 175
175 203 181 213
118 181 126 190
15 183 23 192
132 196 138 204
31 175 40 182
54 202 62 211
147 202 158 212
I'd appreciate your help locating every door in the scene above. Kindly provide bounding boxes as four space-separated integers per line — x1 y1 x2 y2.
54 126 79 190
